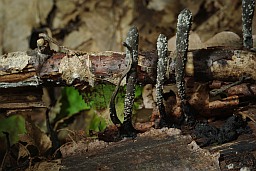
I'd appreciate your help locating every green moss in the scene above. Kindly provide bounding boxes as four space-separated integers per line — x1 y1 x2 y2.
57 84 143 135
88 111 107 133
62 87 91 114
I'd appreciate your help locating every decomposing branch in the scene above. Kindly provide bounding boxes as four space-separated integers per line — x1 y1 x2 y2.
1 47 256 89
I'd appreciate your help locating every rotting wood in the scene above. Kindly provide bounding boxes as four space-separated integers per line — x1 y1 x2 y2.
1 46 256 119
0 87 45 109
1 47 256 89
207 134 256 170
60 128 221 171
209 137 256 156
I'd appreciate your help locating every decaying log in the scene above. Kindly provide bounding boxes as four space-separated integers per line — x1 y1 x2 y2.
60 128 221 171
0 47 256 89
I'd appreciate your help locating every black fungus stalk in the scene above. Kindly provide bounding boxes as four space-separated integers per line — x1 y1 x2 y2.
1 132 10 170
109 43 132 126
175 9 197 125
2 132 10 150
175 9 192 103
156 34 172 127
242 0 255 49
121 26 139 137
109 26 138 137
46 108 62 158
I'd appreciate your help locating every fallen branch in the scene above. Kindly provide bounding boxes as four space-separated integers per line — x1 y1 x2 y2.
1 47 256 89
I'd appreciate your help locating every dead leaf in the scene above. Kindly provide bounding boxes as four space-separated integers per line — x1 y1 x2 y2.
19 119 52 155
17 143 30 161
25 159 61 171
237 105 256 123
226 83 252 96
204 31 242 48
168 32 205 51
188 83 210 116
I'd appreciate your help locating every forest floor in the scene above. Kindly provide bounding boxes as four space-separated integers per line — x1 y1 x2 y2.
1 1 256 170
